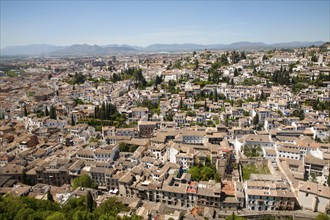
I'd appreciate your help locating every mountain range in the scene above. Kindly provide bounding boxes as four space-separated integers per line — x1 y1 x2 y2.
0 41 324 56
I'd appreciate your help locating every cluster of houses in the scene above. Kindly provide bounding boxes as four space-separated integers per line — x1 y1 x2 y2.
0 44 330 219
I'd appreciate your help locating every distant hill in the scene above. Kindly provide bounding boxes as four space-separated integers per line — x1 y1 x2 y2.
144 41 324 51
144 43 210 52
0 44 63 56
50 44 138 56
0 41 324 56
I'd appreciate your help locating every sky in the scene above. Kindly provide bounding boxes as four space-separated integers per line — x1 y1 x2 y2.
0 0 329 48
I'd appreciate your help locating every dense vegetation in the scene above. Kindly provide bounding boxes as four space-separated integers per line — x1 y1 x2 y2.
72 173 98 190
316 213 330 220
271 66 291 86
0 194 141 220
94 102 120 121
188 158 221 182
136 99 160 115
242 164 270 180
67 72 87 85
243 145 263 158
188 165 221 182
118 142 139 153
78 102 127 129
111 68 147 89
305 99 330 112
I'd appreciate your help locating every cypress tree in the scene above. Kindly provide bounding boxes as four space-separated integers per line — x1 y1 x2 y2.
101 102 106 120
47 190 54 202
204 100 208 111
106 102 110 120
94 105 99 119
180 97 183 109
234 68 239 77
49 106 57 120
71 114 75 126
45 106 49 116
253 114 259 126
213 88 218 102
86 191 94 212
24 106 28 117
260 90 265 101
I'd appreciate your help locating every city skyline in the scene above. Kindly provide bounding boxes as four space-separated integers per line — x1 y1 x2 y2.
1 0 329 49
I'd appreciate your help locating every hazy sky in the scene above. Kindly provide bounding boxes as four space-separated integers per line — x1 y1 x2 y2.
1 0 329 48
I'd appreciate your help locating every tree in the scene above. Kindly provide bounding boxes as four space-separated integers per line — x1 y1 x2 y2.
94 102 120 121
23 106 28 117
219 93 226 100
240 51 246 60
204 100 209 111
0 193 136 220
167 80 177 94
47 190 54 202
311 54 318 62
201 167 215 181
86 191 94 212
72 173 98 190
188 166 201 181
179 97 183 110
188 165 220 182
244 145 262 158
45 106 49 116
73 210 94 220
219 53 229 65
93 197 129 218
315 135 322 143
193 59 199 71
262 54 268 61
45 212 66 220
290 108 305 120
234 68 239 77
214 172 221 182
14 207 36 220
118 142 138 152
259 90 265 101
72 72 86 85
133 68 147 89
231 50 241 64
155 75 163 86
49 106 57 120
213 88 218 102
316 213 330 220
71 114 75 126
252 114 259 127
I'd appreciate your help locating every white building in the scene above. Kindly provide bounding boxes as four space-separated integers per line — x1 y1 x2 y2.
181 131 205 145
